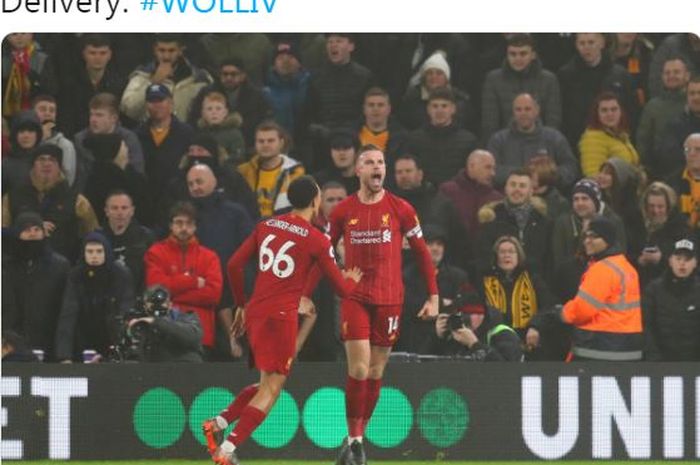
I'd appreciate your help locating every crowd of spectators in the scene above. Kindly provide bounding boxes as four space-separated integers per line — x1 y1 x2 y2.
2 32 699 363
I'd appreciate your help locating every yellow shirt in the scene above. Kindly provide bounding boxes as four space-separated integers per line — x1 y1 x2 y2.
256 165 282 218
359 126 389 153
150 126 170 147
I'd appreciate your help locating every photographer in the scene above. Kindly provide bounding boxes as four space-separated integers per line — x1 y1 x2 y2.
429 288 523 361
123 285 203 362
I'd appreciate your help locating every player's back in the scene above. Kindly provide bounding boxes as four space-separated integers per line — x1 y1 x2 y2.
247 213 327 317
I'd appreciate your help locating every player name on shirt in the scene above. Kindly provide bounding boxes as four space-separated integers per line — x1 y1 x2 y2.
265 218 310 237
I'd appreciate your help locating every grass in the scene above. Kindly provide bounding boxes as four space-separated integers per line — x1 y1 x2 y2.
10 459 697 465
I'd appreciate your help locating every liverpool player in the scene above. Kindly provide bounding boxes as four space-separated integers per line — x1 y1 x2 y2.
307 145 439 465
203 176 362 465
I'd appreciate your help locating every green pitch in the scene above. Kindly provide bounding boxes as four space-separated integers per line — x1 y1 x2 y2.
13 461 700 465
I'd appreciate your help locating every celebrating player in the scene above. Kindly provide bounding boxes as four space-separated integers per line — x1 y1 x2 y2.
306 145 439 465
203 175 362 465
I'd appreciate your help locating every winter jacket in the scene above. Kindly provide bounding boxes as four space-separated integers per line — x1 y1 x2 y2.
2 239 70 360
439 170 503 238
120 58 213 122
196 115 246 164
643 273 700 361
43 130 77 187
102 221 155 294
487 121 577 189
648 34 700 98
578 128 640 176
74 125 146 178
144 236 223 348
406 123 478 186
141 308 204 362
237 154 305 218
199 33 273 85
481 58 561 140
399 84 477 134
656 108 700 179
263 66 311 138
635 89 687 178
2 112 42 195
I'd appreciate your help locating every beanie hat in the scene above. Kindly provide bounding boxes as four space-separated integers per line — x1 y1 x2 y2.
13 211 43 233
30 144 63 167
423 223 447 243
587 215 616 247
329 128 358 150
189 133 219 159
572 178 602 211
420 52 451 81
84 133 123 162
274 41 301 62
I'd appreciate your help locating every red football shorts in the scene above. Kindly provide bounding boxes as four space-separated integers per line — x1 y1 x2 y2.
340 299 402 347
246 313 297 376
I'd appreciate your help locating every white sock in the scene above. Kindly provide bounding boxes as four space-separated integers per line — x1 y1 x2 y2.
215 415 228 430
349 435 363 444
220 440 236 453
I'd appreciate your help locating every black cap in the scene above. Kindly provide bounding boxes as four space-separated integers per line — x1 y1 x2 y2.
30 144 63 166
423 224 447 243
587 215 616 246
672 238 695 257
145 83 172 102
329 128 358 150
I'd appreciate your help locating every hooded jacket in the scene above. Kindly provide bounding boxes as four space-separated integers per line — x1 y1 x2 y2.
237 153 305 218
2 111 42 194
54 232 135 361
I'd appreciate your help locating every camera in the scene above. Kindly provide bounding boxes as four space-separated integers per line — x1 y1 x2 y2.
107 286 171 362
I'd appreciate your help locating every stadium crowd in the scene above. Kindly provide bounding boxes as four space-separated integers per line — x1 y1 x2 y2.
2 32 699 363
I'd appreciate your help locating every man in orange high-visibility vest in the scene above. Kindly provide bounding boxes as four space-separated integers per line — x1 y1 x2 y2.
562 215 643 361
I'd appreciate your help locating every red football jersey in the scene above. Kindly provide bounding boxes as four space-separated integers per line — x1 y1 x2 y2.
228 213 355 320
327 191 434 305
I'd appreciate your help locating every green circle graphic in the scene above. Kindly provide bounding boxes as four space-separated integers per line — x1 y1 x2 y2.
133 387 186 448
302 387 347 448
188 387 235 445
417 388 469 448
251 390 299 448
365 387 413 448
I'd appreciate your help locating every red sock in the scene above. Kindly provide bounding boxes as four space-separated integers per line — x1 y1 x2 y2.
220 384 259 424
346 376 367 437
361 378 382 434
228 405 266 447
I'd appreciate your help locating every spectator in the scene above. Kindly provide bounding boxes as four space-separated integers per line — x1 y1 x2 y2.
610 33 655 111
2 144 99 262
552 178 627 269
439 149 503 239
482 33 561 140
189 59 273 149
120 34 213 123
2 330 39 362
579 91 640 176
59 34 127 137
82 133 151 227
136 83 194 211
101 190 155 294
477 169 552 276
186 163 254 361
54 231 135 362
636 57 691 178
560 215 643 361
630 182 691 287
656 75 700 179
406 87 478 185
2 33 56 120
667 133 700 230
526 155 570 222
199 33 273 85
595 157 645 230
263 40 311 142
195 91 245 165
397 224 471 354
642 238 700 361
393 154 467 264
648 33 700 98
313 181 347 232
238 121 305 218
399 51 477 133
430 288 523 361
313 128 360 195
32 94 78 186
487 92 577 189
2 212 70 361
355 87 407 167
2 111 42 194
165 135 259 221
144 201 223 353
74 92 145 188
559 33 635 147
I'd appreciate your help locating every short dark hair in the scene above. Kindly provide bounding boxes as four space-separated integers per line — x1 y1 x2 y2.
506 168 532 181
321 180 346 192
154 33 183 46
690 74 700 85
31 94 56 107
364 86 390 102
394 153 422 170
81 33 111 49
89 92 119 113
506 33 536 49
105 189 134 205
169 201 197 223
288 176 320 209
427 87 456 104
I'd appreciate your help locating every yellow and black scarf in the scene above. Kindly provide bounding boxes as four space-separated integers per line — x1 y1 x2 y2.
3 43 35 118
483 271 538 329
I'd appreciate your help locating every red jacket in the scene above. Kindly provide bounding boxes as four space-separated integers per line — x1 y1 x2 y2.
145 236 222 347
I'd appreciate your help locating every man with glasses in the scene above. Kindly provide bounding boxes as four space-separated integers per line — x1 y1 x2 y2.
668 133 700 229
